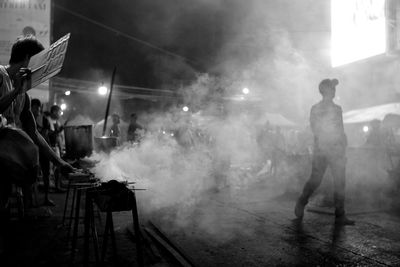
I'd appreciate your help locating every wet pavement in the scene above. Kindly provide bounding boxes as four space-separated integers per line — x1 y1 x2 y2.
147 181 400 267
1 179 400 266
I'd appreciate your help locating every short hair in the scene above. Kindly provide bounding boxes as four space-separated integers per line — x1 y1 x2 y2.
22 26 36 36
50 105 61 114
318 78 339 95
130 113 137 118
9 35 44 64
31 98 41 108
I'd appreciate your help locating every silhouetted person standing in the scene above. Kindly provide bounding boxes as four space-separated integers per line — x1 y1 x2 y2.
109 113 121 138
295 79 354 225
127 113 143 142
365 119 384 147
31 99 54 205
42 105 65 193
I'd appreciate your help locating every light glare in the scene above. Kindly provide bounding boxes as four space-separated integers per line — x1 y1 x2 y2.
331 0 386 67
60 103 67 110
98 85 108 95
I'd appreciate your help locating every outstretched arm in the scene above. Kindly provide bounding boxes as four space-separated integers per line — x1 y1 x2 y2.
20 93 74 173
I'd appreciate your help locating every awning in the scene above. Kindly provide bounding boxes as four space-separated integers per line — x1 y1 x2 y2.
343 103 400 124
257 113 296 127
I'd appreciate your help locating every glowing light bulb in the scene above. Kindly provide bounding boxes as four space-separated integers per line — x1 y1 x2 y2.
60 103 67 110
242 87 250 95
65 90 71 96
182 106 189 112
98 85 108 95
363 126 369 133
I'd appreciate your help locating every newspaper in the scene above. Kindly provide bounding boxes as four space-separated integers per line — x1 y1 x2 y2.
28 33 70 88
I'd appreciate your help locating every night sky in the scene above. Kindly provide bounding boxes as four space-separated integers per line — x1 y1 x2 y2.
53 0 238 89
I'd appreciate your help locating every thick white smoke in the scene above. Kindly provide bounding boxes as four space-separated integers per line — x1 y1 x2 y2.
86 0 398 239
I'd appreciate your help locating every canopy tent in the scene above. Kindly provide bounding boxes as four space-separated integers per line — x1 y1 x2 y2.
343 103 400 124
257 113 297 127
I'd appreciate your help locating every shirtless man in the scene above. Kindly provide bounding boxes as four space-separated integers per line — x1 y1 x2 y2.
0 35 74 211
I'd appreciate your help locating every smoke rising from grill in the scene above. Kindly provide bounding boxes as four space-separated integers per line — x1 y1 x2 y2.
87 0 398 240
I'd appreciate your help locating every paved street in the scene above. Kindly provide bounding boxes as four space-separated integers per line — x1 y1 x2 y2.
148 181 400 267
1 177 399 267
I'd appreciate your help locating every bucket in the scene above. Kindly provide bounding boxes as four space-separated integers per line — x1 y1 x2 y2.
64 125 93 159
94 136 118 153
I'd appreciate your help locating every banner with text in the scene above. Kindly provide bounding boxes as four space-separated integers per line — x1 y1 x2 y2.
0 0 51 102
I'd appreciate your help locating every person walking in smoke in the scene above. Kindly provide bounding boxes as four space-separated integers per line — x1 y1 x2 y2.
295 78 354 225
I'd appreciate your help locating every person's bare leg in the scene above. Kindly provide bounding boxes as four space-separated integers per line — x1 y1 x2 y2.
43 173 54 206
41 156 54 206
53 167 65 192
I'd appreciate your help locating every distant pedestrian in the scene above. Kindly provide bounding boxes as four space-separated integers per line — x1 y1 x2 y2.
127 113 143 142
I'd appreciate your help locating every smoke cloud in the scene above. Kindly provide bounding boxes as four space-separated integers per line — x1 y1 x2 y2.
86 0 398 241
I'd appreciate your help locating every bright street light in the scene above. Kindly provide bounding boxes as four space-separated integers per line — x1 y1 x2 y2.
182 106 189 112
98 85 108 95
242 87 250 95
60 103 67 111
65 90 71 96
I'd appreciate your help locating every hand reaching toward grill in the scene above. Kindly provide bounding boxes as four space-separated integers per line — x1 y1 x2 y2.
58 160 77 176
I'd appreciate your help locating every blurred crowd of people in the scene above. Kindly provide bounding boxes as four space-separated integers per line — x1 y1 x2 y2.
256 123 313 177
102 112 145 144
